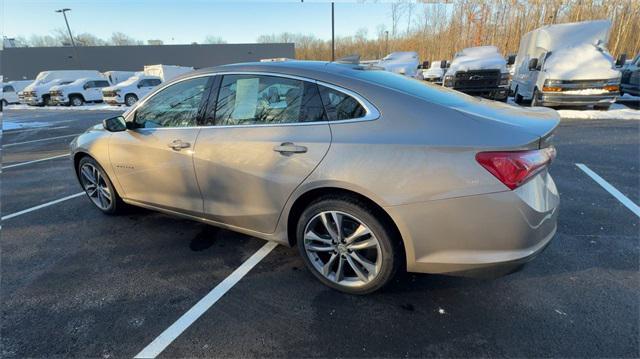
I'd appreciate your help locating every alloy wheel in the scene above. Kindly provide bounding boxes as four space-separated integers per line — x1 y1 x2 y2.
79 163 112 210
303 211 382 288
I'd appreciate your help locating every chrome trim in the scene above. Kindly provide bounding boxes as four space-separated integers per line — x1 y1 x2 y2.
124 71 380 129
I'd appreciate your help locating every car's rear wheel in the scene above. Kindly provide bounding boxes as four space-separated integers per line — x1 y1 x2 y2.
297 197 399 294
125 94 138 106
514 87 524 104
530 88 541 107
594 104 611 111
0 99 7 110
78 157 123 214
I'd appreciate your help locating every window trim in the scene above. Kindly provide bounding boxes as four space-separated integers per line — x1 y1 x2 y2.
125 71 380 129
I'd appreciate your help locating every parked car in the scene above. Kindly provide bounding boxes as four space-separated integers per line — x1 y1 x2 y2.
620 54 639 97
102 71 137 86
510 20 621 110
375 52 420 77
443 46 510 101
71 61 559 294
49 77 112 106
420 60 447 83
22 70 103 106
102 75 162 106
1 80 32 107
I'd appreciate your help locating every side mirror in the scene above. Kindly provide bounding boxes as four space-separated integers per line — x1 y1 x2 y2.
440 60 447 69
616 53 627 67
137 83 143 88
422 61 430 69
528 58 539 71
103 116 127 132
506 54 516 65
83 84 89 89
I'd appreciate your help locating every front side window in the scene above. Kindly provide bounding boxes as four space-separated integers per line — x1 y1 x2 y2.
3 85 15 92
95 80 110 88
140 79 161 87
213 74 325 126
317 85 366 121
133 76 209 128
84 81 95 88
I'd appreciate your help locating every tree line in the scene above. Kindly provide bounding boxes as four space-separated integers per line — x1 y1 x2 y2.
10 0 639 62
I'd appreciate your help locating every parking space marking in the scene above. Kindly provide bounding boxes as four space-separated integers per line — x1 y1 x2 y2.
1 192 85 221
576 163 640 218
134 241 278 359
3 153 70 169
2 134 80 148
3 126 69 133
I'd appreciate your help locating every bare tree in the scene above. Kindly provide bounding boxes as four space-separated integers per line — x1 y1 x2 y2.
203 36 227 44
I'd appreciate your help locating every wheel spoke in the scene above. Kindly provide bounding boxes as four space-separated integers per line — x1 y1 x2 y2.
99 187 112 202
320 212 339 242
344 224 371 244
335 256 345 282
347 237 378 251
305 230 332 244
86 185 98 197
331 211 343 240
306 244 334 252
345 255 368 282
349 252 376 273
81 166 96 184
322 253 338 276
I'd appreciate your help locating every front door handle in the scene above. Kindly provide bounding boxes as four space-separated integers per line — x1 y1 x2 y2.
168 139 190 151
273 142 307 155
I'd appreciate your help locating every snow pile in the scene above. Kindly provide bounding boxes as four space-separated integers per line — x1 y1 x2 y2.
539 20 611 52
562 88 610 95
556 107 640 120
445 46 507 75
4 104 122 111
378 52 420 77
544 43 620 80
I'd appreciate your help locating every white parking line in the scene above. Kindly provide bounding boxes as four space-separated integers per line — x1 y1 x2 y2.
134 241 278 359
3 153 70 169
1 192 85 221
3 125 69 133
576 163 640 218
2 134 80 148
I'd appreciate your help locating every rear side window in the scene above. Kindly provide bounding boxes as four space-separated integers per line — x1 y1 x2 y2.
213 74 326 126
3 85 15 92
317 85 366 121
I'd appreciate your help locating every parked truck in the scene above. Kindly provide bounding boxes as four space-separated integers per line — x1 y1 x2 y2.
442 46 510 101
102 71 137 86
420 60 447 83
1 80 33 107
510 20 622 110
620 54 639 97
22 70 103 106
101 75 162 106
49 77 112 106
375 52 420 77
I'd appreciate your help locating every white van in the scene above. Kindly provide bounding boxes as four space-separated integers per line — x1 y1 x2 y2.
22 70 103 106
49 77 112 106
103 71 137 86
420 60 446 83
102 75 162 106
143 64 194 82
510 20 621 109
442 46 510 101
1 80 33 107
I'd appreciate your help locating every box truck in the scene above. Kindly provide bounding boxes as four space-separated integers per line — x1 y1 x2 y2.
510 20 622 109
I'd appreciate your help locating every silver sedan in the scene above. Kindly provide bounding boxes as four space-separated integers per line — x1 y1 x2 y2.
71 61 560 294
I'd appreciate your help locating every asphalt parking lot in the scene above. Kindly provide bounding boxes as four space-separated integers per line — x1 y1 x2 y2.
1 107 639 358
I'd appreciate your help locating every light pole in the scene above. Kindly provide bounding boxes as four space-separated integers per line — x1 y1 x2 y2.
384 30 389 55
55 8 76 48
331 2 335 61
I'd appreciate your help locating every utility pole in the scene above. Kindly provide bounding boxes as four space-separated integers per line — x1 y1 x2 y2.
385 30 389 55
331 2 335 61
55 8 76 48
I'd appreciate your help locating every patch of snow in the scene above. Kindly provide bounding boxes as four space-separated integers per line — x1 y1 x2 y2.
544 43 620 80
620 93 640 101
438 308 446 315
446 46 507 76
557 107 640 120
562 88 609 95
4 104 122 111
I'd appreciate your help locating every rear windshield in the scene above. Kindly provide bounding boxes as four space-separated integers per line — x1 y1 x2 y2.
349 69 478 106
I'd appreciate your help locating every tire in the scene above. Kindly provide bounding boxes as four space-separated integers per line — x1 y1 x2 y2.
70 95 84 107
0 99 7 110
594 104 611 111
42 95 51 107
514 87 524 104
530 88 540 107
77 156 124 215
124 94 138 106
296 196 400 294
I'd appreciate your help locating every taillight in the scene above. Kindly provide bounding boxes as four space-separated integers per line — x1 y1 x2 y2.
476 147 556 190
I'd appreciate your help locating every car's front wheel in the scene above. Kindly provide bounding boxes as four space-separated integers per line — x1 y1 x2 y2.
297 197 400 294
77 156 123 214
125 94 138 106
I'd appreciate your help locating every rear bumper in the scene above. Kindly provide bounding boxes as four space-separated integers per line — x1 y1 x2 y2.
538 92 617 106
386 171 559 278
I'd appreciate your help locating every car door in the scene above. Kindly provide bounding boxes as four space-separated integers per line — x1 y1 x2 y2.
109 75 213 216
193 73 331 234
90 80 110 101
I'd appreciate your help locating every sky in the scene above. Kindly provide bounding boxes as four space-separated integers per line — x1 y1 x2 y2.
2 0 400 44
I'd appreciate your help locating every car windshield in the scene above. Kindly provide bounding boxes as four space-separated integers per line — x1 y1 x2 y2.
119 76 140 86
350 69 478 106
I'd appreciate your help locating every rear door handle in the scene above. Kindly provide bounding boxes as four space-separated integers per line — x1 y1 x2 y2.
168 139 190 151
273 142 307 155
